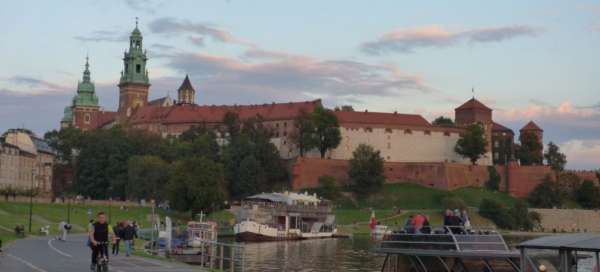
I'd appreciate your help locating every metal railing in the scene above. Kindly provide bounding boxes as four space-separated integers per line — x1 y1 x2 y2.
378 226 509 252
169 240 246 272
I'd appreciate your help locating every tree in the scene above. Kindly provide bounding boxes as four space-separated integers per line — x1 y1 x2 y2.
167 156 226 216
575 180 600 209
311 106 341 158
518 131 543 165
527 176 565 208
236 155 263 198
432 116 454 126
348 144 385 198
291 110 317 157
544 142 567 172
44 127 83 164
223 112 241 140
486 166 501 191
454 123 487 165
127 155 170 201
316 175 341 201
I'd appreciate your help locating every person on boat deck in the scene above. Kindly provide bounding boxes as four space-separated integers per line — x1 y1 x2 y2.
421 215 431 234
444 209 464 234
460 209 471 229
404 215 414 233
412 214 426 233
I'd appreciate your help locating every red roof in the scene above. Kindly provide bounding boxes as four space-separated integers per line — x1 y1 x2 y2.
129 99 322 125
492 122 514 134
334 111 431 128
94 111 117 128
455 98 492 111
520 121 543 131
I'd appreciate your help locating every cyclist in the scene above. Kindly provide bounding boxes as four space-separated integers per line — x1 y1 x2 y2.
89 211 116 271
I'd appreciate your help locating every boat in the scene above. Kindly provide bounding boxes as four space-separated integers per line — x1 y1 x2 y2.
374 225 600 272
234 191 337 242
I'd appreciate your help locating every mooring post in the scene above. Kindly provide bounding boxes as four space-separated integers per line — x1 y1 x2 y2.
220 244 225 269
230 246 235 272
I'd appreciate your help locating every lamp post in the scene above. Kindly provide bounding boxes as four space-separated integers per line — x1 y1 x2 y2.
28 168 36 233
67 196 71 224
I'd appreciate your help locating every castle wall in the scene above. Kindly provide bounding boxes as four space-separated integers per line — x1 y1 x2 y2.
291 157 555 198
318 125 493 165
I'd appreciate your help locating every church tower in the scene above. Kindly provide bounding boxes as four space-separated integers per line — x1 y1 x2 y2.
177 75 196 104
118 19 150 121
71 57 100 130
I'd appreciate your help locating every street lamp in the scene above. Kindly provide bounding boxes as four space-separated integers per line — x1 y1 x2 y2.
28 168 37 233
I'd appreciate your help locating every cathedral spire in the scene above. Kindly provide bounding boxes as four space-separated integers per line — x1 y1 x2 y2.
120 20 149 86
83 55 91 82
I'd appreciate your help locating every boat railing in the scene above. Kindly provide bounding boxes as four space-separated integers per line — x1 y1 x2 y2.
378 226 509 253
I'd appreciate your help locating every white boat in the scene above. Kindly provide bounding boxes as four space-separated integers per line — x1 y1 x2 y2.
234 192 337 242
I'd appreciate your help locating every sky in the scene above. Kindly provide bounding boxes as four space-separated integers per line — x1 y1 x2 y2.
0 0 598 169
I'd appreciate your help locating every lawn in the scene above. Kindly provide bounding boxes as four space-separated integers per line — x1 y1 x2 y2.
0 201 189 247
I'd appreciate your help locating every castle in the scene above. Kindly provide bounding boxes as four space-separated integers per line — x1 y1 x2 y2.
60 23 543 167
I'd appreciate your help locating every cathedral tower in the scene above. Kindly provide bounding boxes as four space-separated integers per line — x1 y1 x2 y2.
71 57 100 130
177 75 196 104
118 19 150 121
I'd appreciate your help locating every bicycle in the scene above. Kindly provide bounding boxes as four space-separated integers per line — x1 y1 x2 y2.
94 241 110 272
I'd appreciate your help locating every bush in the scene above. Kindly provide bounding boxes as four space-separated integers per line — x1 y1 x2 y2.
486 166 501 191
479 199 512 229
441 196 467 210
316 175 341 201
479 198 537 231
575 180 600 209
527 175 565 208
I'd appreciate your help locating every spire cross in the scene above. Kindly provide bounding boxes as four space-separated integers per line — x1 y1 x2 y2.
472 87 475 99
135 17 139 28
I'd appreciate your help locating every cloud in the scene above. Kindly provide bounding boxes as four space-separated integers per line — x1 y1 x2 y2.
559 139 600 170
163 50 431 105
148 17 253 46
188 36 205 47
74 30 129 43
362 25 540 55
123 0 161 14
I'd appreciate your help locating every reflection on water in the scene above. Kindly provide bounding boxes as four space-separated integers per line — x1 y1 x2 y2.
231 235 384 272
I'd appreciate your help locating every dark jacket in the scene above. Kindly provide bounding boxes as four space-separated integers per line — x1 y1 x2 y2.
122 225 137 241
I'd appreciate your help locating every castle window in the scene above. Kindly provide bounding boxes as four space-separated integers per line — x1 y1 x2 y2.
444 131 451 137
404 129 412 135
385 128 393 133
283 131 287 136
284 122 287 127
365 127 373 132
136 64 141 73
275 123 279 128
424 130 431 135
84 113 91 124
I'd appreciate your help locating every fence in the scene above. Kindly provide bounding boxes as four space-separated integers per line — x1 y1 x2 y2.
169 240 246 272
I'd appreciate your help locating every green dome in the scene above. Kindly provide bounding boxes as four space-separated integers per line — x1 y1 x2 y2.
61 106 73 122
71 57 99 107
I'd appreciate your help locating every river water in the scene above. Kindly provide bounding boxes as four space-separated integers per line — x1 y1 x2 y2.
228 234 598 272
233 235 385 272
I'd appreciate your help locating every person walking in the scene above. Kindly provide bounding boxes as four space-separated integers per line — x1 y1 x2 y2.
122 220 138 257
112 222 122 256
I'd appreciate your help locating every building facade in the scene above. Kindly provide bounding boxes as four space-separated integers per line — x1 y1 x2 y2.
0 129 56 194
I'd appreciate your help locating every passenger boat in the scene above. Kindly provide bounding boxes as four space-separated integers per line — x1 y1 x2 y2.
374 226 600 272
234 192 336 242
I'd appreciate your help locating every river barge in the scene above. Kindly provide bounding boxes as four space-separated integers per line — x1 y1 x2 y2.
234 192 336 242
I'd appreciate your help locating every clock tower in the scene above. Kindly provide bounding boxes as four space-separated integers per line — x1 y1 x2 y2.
118 19 150 122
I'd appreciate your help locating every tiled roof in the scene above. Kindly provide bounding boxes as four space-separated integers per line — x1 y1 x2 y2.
334 110 431 128
455 98 492 111
129 99 322 125
148 96 170 106
178 75 195 92
492 122 514 134
520 121 543 131
94 111 117 128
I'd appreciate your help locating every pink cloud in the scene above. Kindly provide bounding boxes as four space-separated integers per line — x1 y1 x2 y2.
559 139 600 170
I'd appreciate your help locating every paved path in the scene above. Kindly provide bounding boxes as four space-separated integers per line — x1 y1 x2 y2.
0 234 201 272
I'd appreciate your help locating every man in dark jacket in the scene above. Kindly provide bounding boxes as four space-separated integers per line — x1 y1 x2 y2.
122 220 138 257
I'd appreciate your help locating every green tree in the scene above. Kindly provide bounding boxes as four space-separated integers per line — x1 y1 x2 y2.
167 156 226 216
544 142 567 172
486 166 501 191
575 180 600 209
127 155 170 201
479 199 512 229
454 123 487 165
311 106 341 158
223 112 241 139
316 175 341 201
527 176 565 208
44 127 83 164
236 155 263 197
432 116 454 126
348 144 385 198
291 110 317 157
518 131 543 165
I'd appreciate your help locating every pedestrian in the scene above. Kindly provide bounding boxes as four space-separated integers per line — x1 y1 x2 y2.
461 209 471 230
412 214 426 234
404 215 415 234
112 222 122 255
58 221 68 241
122 220 138 257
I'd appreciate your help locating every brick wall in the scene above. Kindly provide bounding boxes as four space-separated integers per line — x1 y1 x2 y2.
291 157 554 197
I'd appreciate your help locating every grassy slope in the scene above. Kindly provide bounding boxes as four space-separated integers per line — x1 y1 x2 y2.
0 201 188 246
